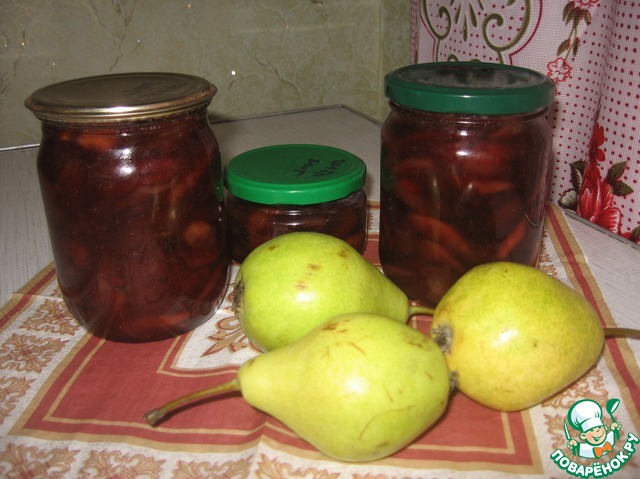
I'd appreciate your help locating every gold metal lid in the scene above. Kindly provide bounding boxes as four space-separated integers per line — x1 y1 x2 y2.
25 72 217 123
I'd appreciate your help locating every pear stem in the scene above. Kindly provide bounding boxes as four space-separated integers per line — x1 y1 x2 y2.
603 327 640 340
409 305 435 317
144 378 241 426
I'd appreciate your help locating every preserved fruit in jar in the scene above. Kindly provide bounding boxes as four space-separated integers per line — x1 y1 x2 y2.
380 62 555 307
25 73 229 342
225 144 367 262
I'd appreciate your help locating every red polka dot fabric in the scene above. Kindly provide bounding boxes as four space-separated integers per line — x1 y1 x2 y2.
411 0 639 243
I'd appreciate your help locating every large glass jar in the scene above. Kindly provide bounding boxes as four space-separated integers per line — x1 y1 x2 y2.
225 144 367 262
380 62 555 308
25 73 229 342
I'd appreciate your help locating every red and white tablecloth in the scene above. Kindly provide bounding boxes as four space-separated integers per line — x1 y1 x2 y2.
0 203 638 478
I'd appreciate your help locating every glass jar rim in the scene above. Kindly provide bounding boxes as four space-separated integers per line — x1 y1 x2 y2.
24 72 216 123
385 62 555 115
225 144 366 205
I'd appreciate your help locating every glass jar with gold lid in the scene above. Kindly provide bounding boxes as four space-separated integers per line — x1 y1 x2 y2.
25 72 229 342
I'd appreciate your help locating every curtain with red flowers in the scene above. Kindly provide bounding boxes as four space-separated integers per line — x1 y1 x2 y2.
411 0 640 244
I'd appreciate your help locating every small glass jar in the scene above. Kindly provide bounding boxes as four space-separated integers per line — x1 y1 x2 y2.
225 144 367 262
25 73 229 342
380 62 555 307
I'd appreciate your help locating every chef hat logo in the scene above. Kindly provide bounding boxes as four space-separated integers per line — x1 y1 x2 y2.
568 399 604 433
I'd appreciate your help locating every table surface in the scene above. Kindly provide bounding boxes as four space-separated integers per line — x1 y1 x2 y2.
1 106 639 478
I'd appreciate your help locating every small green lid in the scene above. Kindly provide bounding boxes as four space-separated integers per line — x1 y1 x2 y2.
225 144 366 205
385 62 555 115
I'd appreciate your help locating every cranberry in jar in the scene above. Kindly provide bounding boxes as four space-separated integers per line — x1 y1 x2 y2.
380 62 555 307
225 144 367 262
25 73 229 342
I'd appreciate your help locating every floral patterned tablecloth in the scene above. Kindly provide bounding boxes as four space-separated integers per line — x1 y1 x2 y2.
411 0 640 245
0 203 638 479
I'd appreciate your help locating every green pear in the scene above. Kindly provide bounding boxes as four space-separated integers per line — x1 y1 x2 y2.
233 232 418 351
145 313 451 462
430 262 604 412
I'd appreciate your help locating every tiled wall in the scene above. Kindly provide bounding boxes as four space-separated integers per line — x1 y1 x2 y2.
0 0 410 149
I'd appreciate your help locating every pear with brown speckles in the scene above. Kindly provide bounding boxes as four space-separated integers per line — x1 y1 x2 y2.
430 262 604 411
233 232 416 351
145 313 451 462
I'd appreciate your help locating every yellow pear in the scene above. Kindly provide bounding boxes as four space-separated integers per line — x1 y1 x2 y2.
145 313 451 462
233 232 418 351
430 262 604 411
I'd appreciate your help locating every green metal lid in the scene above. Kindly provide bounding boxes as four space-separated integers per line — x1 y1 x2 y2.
225 144 366 205
385 62 555 115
